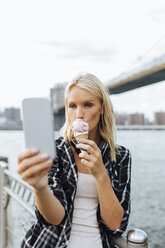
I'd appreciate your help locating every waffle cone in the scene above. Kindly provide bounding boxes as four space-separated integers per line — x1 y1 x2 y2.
75 134 88 141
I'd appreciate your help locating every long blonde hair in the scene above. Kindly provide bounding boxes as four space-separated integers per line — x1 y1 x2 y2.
60 72 117 162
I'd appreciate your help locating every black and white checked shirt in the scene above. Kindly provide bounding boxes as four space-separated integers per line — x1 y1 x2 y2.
21 137 131 248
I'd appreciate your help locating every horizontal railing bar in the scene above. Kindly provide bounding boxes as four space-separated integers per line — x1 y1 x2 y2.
3 186 35 217
4 169 33 192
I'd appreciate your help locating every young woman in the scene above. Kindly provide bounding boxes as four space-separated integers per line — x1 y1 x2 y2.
17 73 131 248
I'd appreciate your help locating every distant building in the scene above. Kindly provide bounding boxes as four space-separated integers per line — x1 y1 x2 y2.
115 113 128 125
0 107 22 130
50 82 67 113
128 113 145 125
0 117 6 125
50 82 68 129
154 112 165 125
4 107 21 122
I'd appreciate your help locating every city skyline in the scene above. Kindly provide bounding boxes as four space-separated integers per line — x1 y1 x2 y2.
1 106 165 129
0 80 164 122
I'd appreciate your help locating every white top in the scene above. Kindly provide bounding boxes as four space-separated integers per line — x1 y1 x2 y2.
67 172 102 248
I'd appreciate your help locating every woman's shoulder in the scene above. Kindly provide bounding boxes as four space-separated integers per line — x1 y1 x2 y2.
115 144 130 153
55 136 64 145
55 136 70 151
115 144 131 164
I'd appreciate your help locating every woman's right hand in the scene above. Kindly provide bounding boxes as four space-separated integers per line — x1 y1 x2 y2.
17 149 53 191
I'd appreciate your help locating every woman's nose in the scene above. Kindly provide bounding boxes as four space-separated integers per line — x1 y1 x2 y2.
76 108 84 119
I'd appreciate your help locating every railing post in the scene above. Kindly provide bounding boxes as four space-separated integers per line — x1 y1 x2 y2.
113 229 148 248
0 161 8 248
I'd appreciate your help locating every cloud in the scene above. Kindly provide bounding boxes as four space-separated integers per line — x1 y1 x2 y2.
150 7 165 24
36 40 117 62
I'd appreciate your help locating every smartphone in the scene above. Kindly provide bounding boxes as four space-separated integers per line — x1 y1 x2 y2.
22 97 56 159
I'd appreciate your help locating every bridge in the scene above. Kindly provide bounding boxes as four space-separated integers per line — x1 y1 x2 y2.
106 54 165 94
51 47 165 129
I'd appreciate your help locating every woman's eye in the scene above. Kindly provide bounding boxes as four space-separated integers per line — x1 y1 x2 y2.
69 104 76 108
84 103 93 107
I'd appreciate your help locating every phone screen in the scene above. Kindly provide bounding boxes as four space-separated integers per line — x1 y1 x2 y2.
22 98 56 159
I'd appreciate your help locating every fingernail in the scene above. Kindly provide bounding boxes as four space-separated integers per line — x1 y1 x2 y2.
46 159 53 165
30 148 39 154
81 150 87 153
40 153 50 160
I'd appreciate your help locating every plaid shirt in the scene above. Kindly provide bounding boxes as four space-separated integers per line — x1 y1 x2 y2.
21 137 131 248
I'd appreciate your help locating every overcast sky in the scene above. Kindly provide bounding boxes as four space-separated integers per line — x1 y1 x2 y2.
0 0 165 121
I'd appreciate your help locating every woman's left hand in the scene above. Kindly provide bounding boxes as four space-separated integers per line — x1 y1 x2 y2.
76 139 106 180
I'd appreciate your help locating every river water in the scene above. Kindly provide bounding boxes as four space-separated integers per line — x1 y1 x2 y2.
0 130 165 248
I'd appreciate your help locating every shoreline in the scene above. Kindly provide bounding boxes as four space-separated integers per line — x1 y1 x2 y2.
116 125 165 130
1 125 165 131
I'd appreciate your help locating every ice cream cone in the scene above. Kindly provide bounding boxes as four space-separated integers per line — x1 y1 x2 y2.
75 134 88 152
71 119 89 152
75 134 88 142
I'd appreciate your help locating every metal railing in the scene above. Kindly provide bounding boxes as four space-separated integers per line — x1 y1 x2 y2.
0 161 35 248
0 161 148 248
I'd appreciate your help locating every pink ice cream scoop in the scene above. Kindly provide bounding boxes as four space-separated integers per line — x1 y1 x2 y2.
71 119 89 138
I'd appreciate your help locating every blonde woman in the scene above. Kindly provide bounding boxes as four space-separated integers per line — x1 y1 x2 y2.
17 73 131 248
